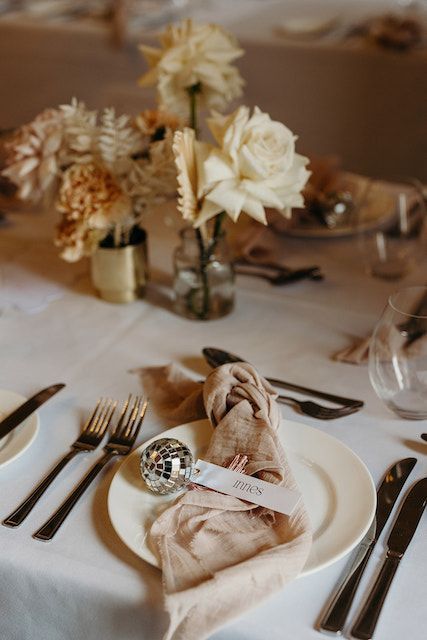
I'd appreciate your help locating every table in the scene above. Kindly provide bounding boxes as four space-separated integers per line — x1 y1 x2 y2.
1 199 427 640
0 0 426 181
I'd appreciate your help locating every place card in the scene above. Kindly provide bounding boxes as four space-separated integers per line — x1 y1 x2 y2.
192 459 301 516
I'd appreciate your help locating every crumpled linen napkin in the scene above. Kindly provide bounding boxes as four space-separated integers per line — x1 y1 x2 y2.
232 209 297 273
333 336 371 364
138 362 312 640
333 330 427 365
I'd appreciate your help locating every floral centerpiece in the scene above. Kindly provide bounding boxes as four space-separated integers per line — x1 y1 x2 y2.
2 100 179 261
139 19 310 319
2 100 180 302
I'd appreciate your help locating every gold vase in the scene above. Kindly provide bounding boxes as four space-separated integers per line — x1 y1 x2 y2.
90 230 148 303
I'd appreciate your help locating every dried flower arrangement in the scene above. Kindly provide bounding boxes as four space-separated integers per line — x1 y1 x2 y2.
2 100 180 261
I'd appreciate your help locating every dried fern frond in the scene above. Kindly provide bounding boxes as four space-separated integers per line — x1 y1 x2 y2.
2 108 63 201
98 108 144 176
60 98 98 165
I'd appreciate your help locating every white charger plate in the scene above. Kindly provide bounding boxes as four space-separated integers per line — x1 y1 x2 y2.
108 419 376 577
0 389 39 467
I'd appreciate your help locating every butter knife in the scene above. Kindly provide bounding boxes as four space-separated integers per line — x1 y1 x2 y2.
351 476 427 639
0 384 65 439
318 457 416 635
202 347 363 408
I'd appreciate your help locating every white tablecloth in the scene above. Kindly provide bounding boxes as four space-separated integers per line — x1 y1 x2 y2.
1 200 427 639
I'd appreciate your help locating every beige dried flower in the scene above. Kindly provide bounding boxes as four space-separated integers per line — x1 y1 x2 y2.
3 109 63 201
173 128 199 223
139 19 244 117
55 163 132 261
135 109 182 139
98 107 144 174
55 217 105 263
59 98 98 165
121 124 178 213
172 127 217 224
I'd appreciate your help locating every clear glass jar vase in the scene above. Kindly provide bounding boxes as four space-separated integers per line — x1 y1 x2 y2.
173 227 235 320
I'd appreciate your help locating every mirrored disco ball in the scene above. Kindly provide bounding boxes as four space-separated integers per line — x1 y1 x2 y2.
140 438 194 495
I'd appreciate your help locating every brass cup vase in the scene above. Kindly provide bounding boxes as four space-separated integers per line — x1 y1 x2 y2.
90 227 148 303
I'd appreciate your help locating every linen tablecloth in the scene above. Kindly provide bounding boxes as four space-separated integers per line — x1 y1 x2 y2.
1 198 427 639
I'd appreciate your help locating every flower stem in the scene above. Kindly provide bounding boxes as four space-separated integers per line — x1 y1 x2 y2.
187 82 201 135
212 212 225 247
192 212 226 320
195 227 209 320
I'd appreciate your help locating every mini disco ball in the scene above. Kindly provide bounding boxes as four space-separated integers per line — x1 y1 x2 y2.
140 437 194 495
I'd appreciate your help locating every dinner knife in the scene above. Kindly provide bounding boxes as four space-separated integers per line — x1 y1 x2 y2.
0 384 65 439
202 347 364 408
351 476 427 640
318 457 416 635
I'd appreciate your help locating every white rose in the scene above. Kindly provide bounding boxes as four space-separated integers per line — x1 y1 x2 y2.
195 106 310 226
139 20 244 117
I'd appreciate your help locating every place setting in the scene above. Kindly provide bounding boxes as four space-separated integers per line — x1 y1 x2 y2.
1 333 426 639
0 344 401 637
1 6 427 640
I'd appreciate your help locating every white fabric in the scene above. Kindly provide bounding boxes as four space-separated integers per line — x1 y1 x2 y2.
1 200 427 640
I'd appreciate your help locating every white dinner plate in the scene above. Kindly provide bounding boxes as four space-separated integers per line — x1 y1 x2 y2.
0 389 39 467
108 419 376 577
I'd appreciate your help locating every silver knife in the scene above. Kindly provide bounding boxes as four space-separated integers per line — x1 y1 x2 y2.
202 347 364 408
318 457 416 635
0 384 65 439
351 476 427 639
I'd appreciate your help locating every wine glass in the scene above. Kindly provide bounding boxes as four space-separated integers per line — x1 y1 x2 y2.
369 286 427 419
357 182 427 280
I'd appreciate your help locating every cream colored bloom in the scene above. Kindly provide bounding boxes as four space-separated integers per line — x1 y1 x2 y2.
195 106 310 226
172 127 226 224
135 108 182 138
123 129 178 214
55 163 132 261
2 109 63 201
139 20 244 117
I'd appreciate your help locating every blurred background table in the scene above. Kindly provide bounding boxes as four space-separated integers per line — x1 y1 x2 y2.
0 0 426 180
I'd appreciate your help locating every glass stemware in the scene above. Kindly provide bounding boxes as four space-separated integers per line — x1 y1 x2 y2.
357 181 427 280
369 286 427 419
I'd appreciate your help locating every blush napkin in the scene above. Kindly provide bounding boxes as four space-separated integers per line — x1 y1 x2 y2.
139 362 312 640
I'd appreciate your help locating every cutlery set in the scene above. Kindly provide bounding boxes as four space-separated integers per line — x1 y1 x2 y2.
2 391 148 541
233 260 324 285
203 347 364 420
319 457 426 639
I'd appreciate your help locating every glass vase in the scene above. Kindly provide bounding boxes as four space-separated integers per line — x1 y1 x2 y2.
173 227 235 320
